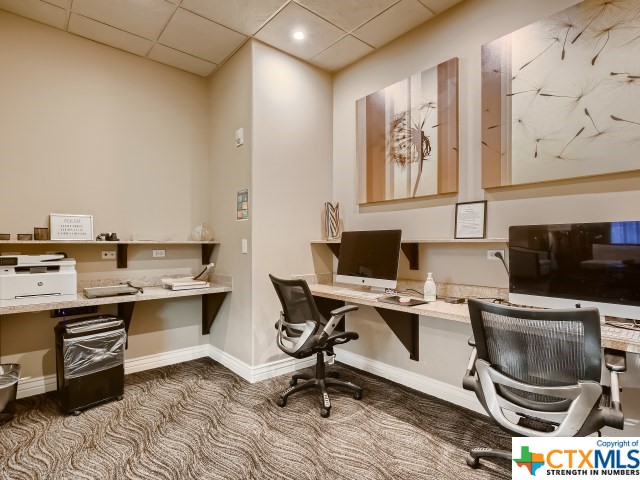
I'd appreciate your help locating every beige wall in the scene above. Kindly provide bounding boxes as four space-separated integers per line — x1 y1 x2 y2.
332 0 640 431
207 42 253 365
0 11 210 239
251 41 334 366
0 12 211 379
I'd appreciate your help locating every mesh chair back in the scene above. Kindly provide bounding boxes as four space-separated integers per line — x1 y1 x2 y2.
468 299 601 406
269 275 322 335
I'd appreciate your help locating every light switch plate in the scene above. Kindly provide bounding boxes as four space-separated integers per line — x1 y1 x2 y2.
235 127 244 147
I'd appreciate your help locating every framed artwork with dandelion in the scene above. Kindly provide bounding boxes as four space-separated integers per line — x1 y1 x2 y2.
356 57 458 204
482 0 640 188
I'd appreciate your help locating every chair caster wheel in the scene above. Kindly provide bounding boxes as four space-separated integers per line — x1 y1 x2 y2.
320 408 331 418
353 391 363 400
466 456 480 469
289 379 297 386
277 398 287 408
71 410 81 416
117 395 124 401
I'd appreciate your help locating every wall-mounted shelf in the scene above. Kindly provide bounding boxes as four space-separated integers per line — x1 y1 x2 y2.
0 240 220 269
311 238 508 271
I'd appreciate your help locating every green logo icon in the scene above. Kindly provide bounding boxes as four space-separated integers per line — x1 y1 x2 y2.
514 446 545 476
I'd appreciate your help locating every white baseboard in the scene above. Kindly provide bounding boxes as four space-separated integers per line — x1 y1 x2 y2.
16 344 482 419
208 345 316 383
16 344 211 399
334 349 486 415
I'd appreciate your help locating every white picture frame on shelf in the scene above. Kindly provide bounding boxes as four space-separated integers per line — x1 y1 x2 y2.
50 213 94 241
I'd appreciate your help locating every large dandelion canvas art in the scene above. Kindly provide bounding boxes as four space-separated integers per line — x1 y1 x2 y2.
356 58 458 204
482 0 640 188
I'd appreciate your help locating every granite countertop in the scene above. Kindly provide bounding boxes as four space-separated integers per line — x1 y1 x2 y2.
307 282 640 354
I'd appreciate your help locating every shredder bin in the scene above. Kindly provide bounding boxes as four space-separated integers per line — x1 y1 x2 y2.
55 315 125 415
0 363 20 423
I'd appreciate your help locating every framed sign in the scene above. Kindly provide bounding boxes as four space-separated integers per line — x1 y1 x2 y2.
454 201 487 239
50 214 94 241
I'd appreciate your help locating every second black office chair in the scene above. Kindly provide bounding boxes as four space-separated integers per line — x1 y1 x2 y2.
269 275 363 417
463 298 626 469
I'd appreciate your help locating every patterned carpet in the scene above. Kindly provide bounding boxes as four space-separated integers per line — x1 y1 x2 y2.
0 358 511 479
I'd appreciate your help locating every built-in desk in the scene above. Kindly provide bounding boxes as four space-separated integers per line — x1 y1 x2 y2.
0 284 232 347
308 283 640 359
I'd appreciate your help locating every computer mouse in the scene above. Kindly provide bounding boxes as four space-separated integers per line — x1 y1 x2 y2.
399 296 411 303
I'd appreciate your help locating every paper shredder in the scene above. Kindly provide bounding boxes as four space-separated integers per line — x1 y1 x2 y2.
0 363 20 423
55 315 126 415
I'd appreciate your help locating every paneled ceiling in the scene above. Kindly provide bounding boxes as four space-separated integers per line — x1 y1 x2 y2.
0 0 463 76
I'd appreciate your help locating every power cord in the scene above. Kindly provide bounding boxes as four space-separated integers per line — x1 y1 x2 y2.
494 251 510 275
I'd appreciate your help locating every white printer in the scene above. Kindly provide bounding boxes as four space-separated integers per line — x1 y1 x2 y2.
0 254 77 307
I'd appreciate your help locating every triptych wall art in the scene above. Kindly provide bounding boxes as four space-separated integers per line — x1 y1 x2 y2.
482 0 640 188
356 57 459 204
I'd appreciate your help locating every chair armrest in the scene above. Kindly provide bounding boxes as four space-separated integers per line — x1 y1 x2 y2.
604 348 627 372
330 305 359 316
462 346 478 391
319 305 358 339
326 331 359 348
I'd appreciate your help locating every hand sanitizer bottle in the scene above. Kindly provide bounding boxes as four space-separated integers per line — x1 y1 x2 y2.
424 272 436 302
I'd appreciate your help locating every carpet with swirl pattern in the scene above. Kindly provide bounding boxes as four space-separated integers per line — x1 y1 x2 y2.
0 358 510 479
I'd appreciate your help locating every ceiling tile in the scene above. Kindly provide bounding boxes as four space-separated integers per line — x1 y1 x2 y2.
43 0 71 9
181 0 286 36
254 2 345 60
353 0 433 48
295 0 398 32
148 43 217 76
0 0 67 29
416 0 464 15
72 0 175 40
159 8 247 63
68 13 153 56
311 35 373 72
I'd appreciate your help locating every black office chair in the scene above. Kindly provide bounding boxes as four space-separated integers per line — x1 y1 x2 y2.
463 299 626 469
269 275 363 417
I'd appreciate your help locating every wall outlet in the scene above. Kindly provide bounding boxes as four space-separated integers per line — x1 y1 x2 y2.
101 251 116 259
152 249 166 258
487 249 505 260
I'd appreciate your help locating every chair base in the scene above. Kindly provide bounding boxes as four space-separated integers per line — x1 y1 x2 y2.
466 447 512 469
276 352 363 417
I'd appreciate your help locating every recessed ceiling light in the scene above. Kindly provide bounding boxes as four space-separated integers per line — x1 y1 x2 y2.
293 31 305 40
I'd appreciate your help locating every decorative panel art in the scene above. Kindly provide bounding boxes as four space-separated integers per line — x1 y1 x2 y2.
356 58 459 204
482 0 640 188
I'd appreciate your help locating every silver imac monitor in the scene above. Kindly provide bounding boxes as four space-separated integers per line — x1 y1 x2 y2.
336 230 402 289
509 221 640 320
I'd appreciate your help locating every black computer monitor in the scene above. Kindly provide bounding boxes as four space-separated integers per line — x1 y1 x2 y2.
509 221 640 319
336 230 402 289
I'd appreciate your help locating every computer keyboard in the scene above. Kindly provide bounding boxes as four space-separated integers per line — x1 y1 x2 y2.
334 289 381 300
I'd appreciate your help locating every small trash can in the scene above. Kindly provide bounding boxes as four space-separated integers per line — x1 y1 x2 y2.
55 315 126 415
0 363 21 423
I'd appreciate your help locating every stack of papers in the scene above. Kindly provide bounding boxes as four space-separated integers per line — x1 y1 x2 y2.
161 277 209 291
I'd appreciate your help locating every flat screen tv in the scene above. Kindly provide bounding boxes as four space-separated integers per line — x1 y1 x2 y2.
509 221 640 319
336 230 402 290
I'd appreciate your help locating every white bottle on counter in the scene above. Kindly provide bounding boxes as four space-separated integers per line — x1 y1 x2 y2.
423 272 436 302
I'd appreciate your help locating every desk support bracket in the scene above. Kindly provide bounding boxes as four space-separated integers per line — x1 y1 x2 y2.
117 302 136 349
117 244 128 269
202 292 228 335
401 243 419 270
374 308 419 361
201 244 216 265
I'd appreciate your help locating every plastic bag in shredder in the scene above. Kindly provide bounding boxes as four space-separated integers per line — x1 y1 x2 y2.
63 330 125 379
